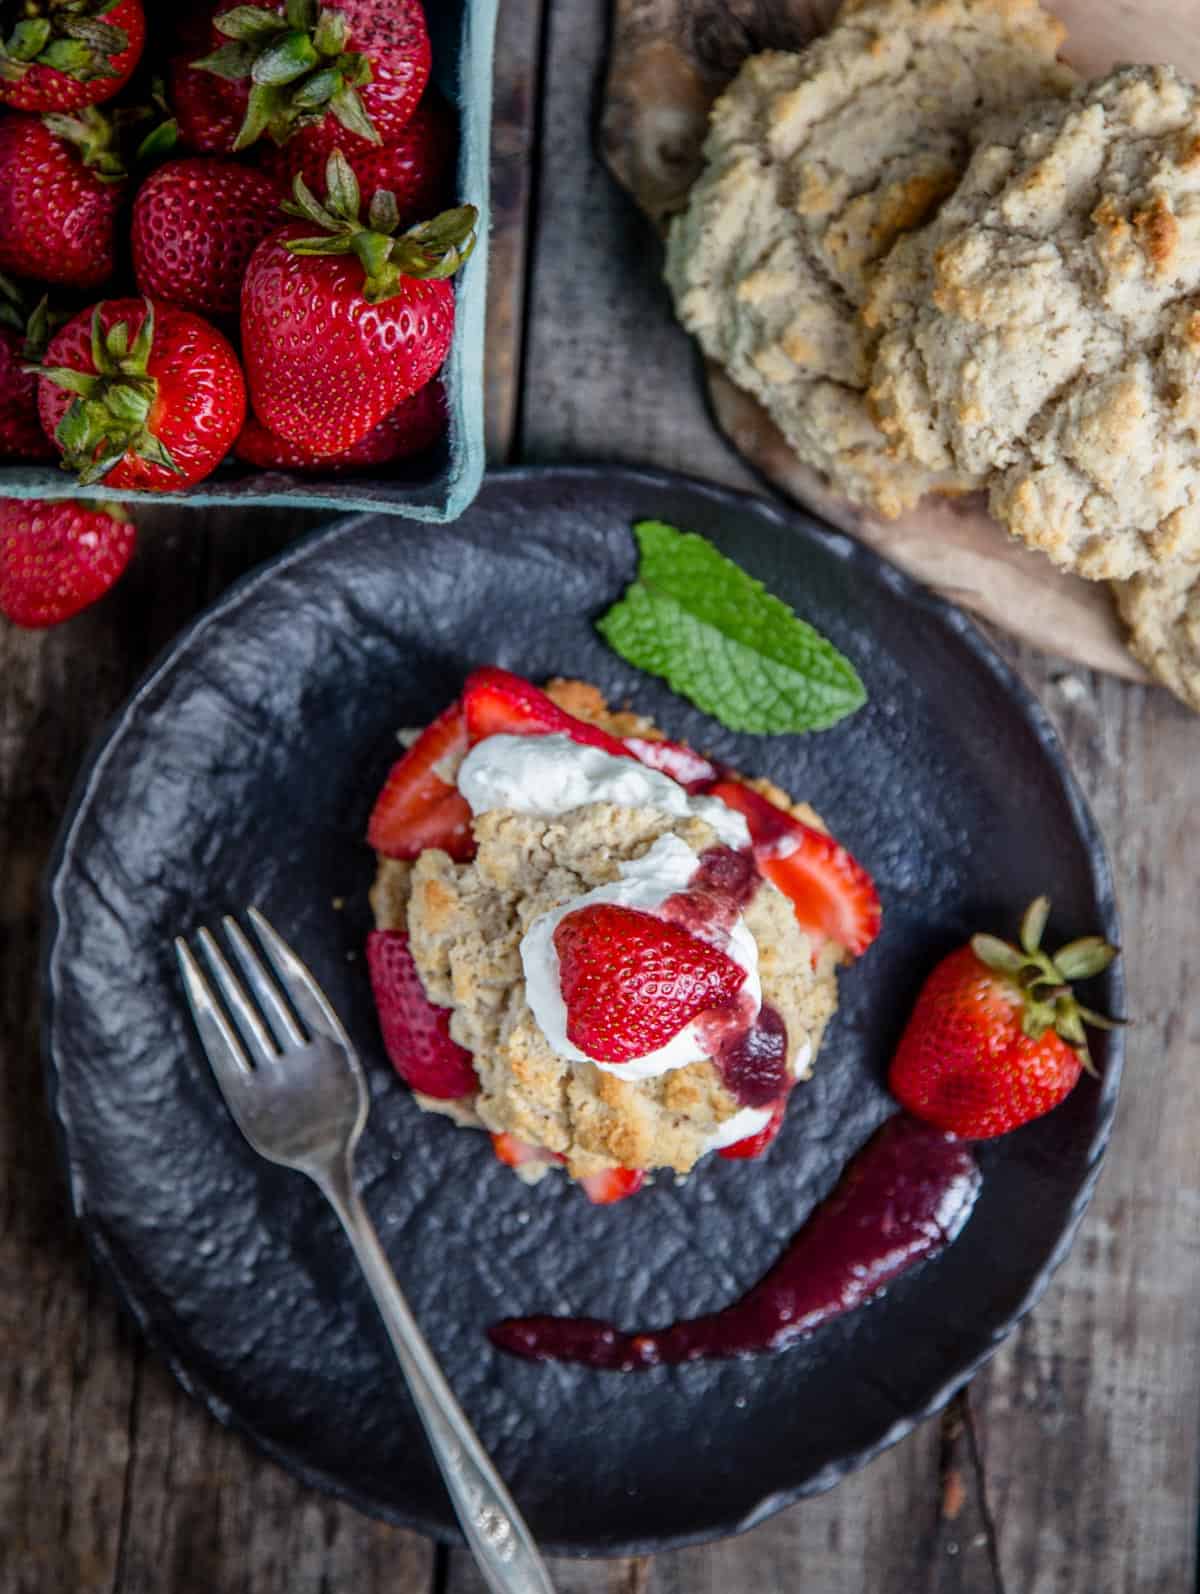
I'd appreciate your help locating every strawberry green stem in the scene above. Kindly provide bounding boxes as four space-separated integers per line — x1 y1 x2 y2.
282 150 478 303
195 0 377 151
30 300 183 486
0 0 127 85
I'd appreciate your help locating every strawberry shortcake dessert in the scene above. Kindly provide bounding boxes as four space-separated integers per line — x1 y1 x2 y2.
366 669 880 1203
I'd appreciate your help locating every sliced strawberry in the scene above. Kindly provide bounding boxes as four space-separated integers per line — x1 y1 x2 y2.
709 779 881 958
365 929 477 1099
367 700 474 861
717 1097 788 1161
491 1132 565 1169
580 1168 645 1205
554 903 747 1064
462 667 632 759
623 735 718 793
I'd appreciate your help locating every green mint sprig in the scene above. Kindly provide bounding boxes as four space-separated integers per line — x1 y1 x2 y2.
597 520 866 734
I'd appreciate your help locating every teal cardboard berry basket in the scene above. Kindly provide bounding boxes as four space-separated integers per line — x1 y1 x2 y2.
0 0 495 522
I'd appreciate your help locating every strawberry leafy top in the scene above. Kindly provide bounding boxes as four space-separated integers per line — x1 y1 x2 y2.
196 0 378 151
0 0 128 86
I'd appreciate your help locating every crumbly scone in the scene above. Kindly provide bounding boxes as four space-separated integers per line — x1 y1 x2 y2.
867 65 1200 579
369 682 841 1179
1113 562 1200 712
662 0 1073 516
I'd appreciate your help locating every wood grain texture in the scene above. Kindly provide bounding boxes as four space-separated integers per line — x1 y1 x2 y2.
598 0 1194 683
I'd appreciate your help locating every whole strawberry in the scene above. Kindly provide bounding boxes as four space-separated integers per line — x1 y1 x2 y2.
0 278 62 461
242 152 474 451
190 0 430 153
132 159 284 319
36 298 246 489
0 0 145 113
888 897 1120 1140
0 109 126 287
264 95 455 228
235 379 446 472
0 496 134 626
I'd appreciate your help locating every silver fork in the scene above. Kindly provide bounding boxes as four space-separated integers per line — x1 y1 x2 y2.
175 908 556 1594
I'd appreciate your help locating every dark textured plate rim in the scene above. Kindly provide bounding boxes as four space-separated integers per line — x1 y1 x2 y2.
39 464 1124 1558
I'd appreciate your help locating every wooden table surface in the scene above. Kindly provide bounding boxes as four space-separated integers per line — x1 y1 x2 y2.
4 4 1200 1591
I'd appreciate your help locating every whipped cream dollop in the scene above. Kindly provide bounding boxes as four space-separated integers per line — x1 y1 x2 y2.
519 834 762 1081
456 733 750 850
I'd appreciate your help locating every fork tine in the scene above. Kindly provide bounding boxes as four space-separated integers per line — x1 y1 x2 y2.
222 916 305 1049
247 907 347 1045
196 927 277 1065
175 937 253 1084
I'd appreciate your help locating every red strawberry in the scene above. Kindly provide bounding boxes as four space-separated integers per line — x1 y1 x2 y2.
0 280 60 461
190 0 430 154
580 1168 645 1205
462 667 633 760
132 159 284 319
717 1096 787 1160
241 152 475 451
235 380 446 472
367 699 474 861
0 0 145 113
170 51 248 154
491 1132 564 1171
265 95 455 224
0 110 125 288
554 903 747 1065
623 735 718 793
709 779 881 958
366 928 477 1099
888 898 1120 1140
0 496 134 626
36 298 246 490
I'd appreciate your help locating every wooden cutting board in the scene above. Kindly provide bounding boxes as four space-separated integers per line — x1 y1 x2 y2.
600 1 1200 681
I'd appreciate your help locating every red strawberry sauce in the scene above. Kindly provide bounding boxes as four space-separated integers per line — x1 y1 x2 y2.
489 1115 980 1370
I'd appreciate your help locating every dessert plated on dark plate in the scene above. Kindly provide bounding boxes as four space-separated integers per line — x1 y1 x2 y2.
41 465 1122 1555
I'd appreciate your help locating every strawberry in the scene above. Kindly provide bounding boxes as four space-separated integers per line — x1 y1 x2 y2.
554 903 747 1065
241 152 475 451
365 929 477 1099
36 298 246 489
0 279 61 461
717 1096 787 1160
235 380 446 472
0 496 134 626
580 1168 645 1205
263 94 455 229
132 159 284 320
462 667 633 760
490 1132 564 1171
0 109 126 288
191 0 430 154
888 897 1120 1139
170 51 248 154
0 0 145 113
367 699 474 861
709 779 881 958
623 735 718 793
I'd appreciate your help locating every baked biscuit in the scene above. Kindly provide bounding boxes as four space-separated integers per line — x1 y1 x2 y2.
1113 562 1200 712
663 0 1073 516
868 65 1200 579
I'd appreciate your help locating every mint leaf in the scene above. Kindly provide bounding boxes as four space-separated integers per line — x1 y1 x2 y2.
597 520 866 734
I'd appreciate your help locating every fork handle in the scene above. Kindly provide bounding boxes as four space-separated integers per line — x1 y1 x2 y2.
317 1160 557 1594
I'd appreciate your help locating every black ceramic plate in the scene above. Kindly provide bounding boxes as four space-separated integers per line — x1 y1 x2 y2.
43 466 1122 1556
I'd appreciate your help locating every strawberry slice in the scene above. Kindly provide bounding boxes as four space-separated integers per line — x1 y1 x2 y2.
717 1097 788 1160
709 779 881 958
367 700 475 861
365 930 477 1099
462 667 633 759
491 1132 565 1169
554 903 747 1064
623 735 718 793
580 1168 645 1205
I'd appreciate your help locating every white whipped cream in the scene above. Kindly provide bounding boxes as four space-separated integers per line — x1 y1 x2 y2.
705 1104 773 1152
519 835 762 1080
456 734 750 850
